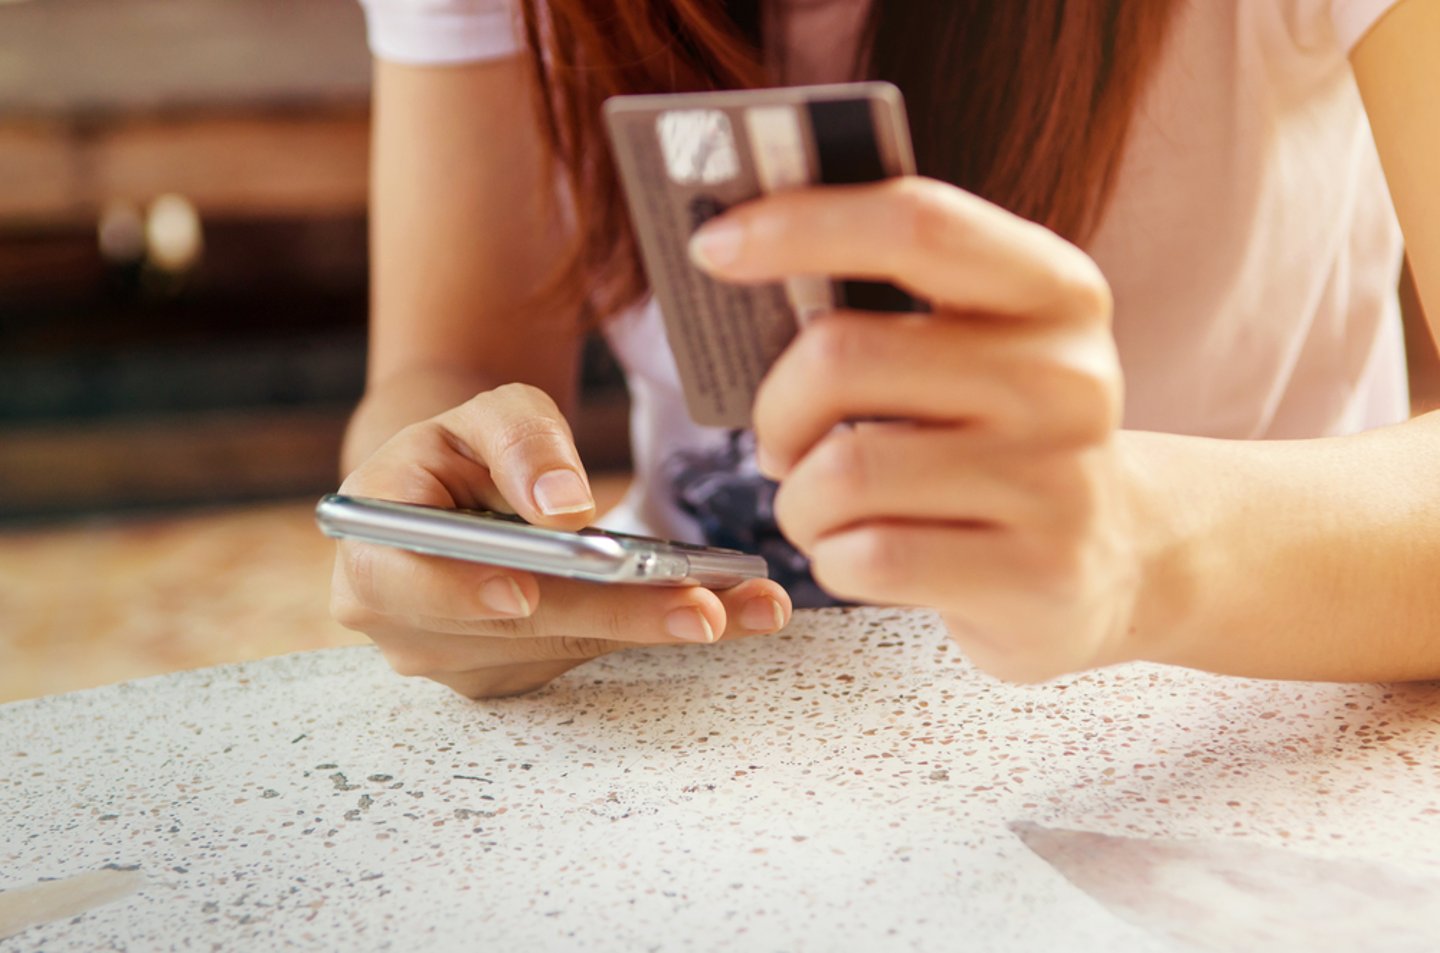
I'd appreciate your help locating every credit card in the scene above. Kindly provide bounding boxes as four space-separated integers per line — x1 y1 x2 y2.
603 82 921 428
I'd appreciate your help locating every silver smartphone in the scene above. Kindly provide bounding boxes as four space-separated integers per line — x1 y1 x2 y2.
315 494 768 589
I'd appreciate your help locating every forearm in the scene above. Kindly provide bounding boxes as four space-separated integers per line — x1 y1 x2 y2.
1125 413 1440 681
351 56 584 479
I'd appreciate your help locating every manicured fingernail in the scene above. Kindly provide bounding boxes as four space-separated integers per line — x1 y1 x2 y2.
480 577 531 617
689 220 744 271
533 468 592 516
740 597 786 633
665 607 716 644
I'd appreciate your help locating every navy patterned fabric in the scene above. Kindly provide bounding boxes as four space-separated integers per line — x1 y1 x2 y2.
663 430 842 608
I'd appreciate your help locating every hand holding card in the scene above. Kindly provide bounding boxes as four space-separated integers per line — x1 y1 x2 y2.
603 82 924 428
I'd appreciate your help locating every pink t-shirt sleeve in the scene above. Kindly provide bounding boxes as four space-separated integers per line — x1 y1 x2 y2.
1329 0 1406 51
358 0 522 65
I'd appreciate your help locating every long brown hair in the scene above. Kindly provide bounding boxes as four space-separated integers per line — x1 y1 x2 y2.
519 0 1181 320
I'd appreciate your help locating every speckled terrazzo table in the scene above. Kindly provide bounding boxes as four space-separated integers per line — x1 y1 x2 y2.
4 608 1440 952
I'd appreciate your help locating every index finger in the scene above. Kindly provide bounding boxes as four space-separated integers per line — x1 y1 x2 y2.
688 177 1111 324
342 384 597 532
431 383 597 531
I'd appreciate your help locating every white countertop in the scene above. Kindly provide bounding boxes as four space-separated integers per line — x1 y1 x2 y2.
4 607 1440 951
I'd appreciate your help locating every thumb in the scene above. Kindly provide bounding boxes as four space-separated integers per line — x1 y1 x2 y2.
435 383 596 530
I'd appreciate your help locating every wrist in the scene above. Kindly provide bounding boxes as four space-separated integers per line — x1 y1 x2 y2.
1110 430 1214 669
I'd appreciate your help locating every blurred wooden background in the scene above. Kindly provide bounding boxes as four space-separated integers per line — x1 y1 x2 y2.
0 0 630 524
0 0 372 224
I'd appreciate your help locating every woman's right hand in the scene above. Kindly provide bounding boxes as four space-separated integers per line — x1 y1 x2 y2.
330 383 793 698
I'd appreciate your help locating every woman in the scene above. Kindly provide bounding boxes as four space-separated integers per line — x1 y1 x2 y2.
332 0 1440 698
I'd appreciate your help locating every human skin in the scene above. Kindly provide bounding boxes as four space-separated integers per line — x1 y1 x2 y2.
333 0 1440 694
333 56 792 699
690 0 1440 683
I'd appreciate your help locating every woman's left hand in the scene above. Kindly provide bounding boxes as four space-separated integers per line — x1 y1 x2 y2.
689 177 1144 682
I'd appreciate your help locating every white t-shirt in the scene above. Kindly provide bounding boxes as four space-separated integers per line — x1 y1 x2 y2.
359 0 1409 598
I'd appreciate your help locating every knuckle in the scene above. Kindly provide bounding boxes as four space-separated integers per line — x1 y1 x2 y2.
807 557 852 602
393 419 453 462
892 177 956 252
751 373 786 445
599 605 651 644
774 431 861 548
821 427 871 490
551 635 616 660
558 639 616 662
482 381 558 416
1049 254 1113 321
802 429 872 516
817 524 907 598
461 383 577 472
494 412 572 453
850 526 907 585
771 482 803 547
1020 357 1118 447
1022 357 1089 413
800 314 865 382
537 608 623 646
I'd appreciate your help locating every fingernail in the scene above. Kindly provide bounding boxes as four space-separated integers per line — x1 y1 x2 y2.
665 607 716 644
480 577 531 617
533 468 592 516
688 220 744 271
740 597 786 633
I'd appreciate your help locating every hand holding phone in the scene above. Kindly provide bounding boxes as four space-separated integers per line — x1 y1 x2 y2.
327 383 792 700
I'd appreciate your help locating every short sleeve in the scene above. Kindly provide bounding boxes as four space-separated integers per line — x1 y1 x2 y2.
1329 0 1406 52
358 0 523 65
